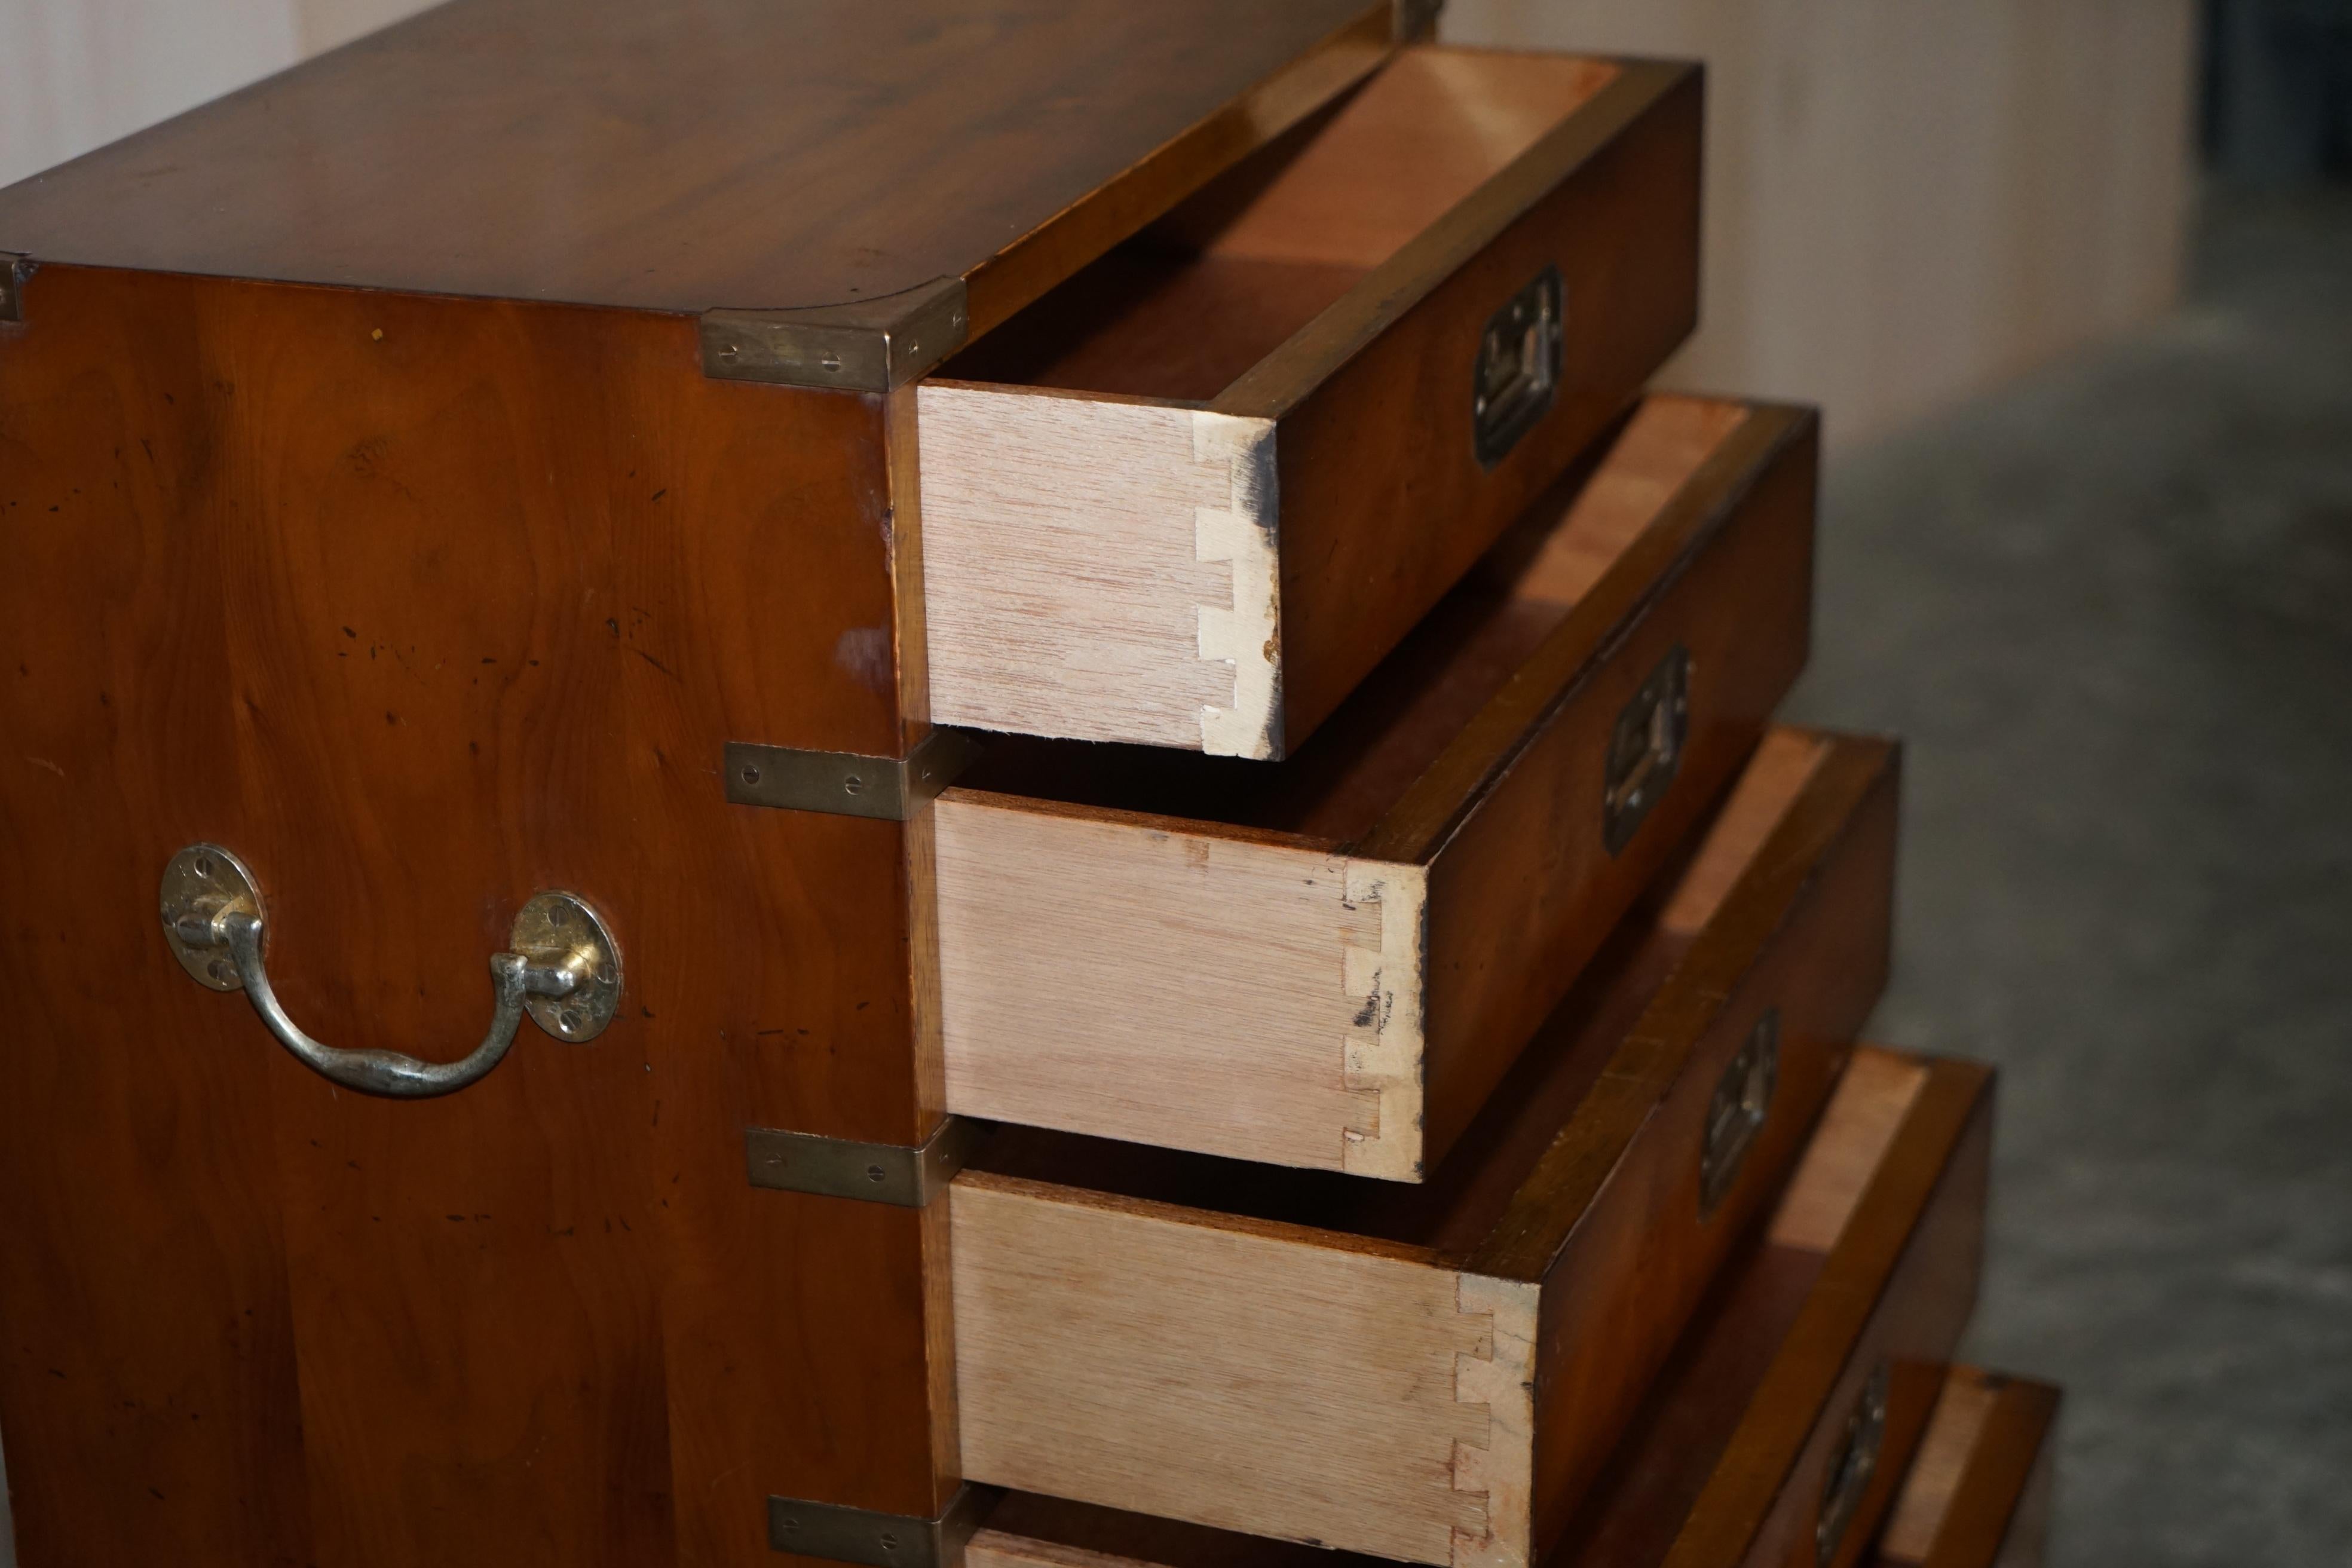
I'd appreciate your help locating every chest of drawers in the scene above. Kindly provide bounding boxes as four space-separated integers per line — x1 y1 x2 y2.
0 4 2054 1566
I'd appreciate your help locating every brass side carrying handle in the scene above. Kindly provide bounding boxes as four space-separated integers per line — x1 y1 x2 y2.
158 844 622 1100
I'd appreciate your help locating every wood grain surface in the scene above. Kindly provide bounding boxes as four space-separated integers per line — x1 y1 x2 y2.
947 730 1898 1567
934 396 1815 1178
0 0 1394 332
0 265 945 1566
920 51 1698 757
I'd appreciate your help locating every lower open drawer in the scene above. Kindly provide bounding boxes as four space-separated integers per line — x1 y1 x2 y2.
957 1043 1993 1568
1871 1368 2062 1568
949 730 1912 1567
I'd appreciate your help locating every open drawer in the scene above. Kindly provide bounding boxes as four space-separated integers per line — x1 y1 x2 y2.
948 730 1904 1567
954 1041 1990 1568
936 396 1816 1178
1870 1369 2061 1568
920 48 1702 758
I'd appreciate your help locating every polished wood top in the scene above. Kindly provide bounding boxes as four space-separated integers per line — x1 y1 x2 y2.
0 0 1388 327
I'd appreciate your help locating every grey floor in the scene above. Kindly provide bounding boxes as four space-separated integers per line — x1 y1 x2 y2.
1786 186 2352 1566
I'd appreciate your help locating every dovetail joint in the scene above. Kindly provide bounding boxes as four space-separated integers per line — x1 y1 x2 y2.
1340 860 1427 1179
1451 1274 1539 1568
1193 412 1282 759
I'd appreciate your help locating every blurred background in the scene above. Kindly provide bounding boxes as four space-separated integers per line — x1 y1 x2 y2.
3 2 2347 1564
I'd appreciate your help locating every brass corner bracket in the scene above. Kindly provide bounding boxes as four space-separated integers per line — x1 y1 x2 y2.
0 253 33 323
1395 0 1444 41
745 1116 986 1207
767 1484 997 1567
724 728 979 821
701 276 968 393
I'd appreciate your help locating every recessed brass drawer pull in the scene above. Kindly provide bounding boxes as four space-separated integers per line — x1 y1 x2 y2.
1817 1361 1891 1564
1473 264 1566 468
158 844 622 1100
1701 1008 1781 1214
1604 642 1692 854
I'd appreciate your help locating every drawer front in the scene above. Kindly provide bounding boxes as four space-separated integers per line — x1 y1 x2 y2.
948 733 1904 1567
936 399 1815 1178
1872 1370 2061 1568
951 1048 1993 1568
1407 405 1816 1168
920 50 1701 758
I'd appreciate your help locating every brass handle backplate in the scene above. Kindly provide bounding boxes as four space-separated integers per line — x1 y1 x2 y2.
1701 1009 1781 1214
1472 264 1564 468
158 844 621 1100
1816 1362 1891 1565
1603 643 1692 855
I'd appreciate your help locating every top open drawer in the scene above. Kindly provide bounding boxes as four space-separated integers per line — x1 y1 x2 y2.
919 48 1702 758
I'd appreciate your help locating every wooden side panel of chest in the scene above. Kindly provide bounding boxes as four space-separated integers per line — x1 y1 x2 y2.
0 265 948 1567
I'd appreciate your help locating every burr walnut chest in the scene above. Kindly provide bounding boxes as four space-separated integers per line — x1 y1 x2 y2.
0 4 2054 1567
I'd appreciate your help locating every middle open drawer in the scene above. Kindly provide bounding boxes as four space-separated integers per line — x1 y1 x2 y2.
936 396 1818 1178
950 728 1904 1567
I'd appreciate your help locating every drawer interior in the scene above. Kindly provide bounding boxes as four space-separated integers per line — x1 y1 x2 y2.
939 50 1621 403
965 725 1835 1248
951 394 1756 841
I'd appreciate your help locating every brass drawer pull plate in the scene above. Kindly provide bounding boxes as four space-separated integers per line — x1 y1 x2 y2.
1701 1007 1780 1214
1603 643 1691 854
1817 1362 1891 1565
1472 264 1564 467
158 844 621 1100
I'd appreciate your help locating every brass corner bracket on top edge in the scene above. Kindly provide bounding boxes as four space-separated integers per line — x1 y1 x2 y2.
767 1484 999 1567
1395 0 1444 41
0 253 32 323
701 275 968 393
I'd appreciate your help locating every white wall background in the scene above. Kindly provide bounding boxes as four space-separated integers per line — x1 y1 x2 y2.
0 2 2194 1558
1447 0 2200 444
0 0 424 188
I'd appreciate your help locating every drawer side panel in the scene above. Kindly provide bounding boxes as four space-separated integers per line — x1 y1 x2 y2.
952 1175 1535 1566
936 795 1424 1172
920 387 1282 756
